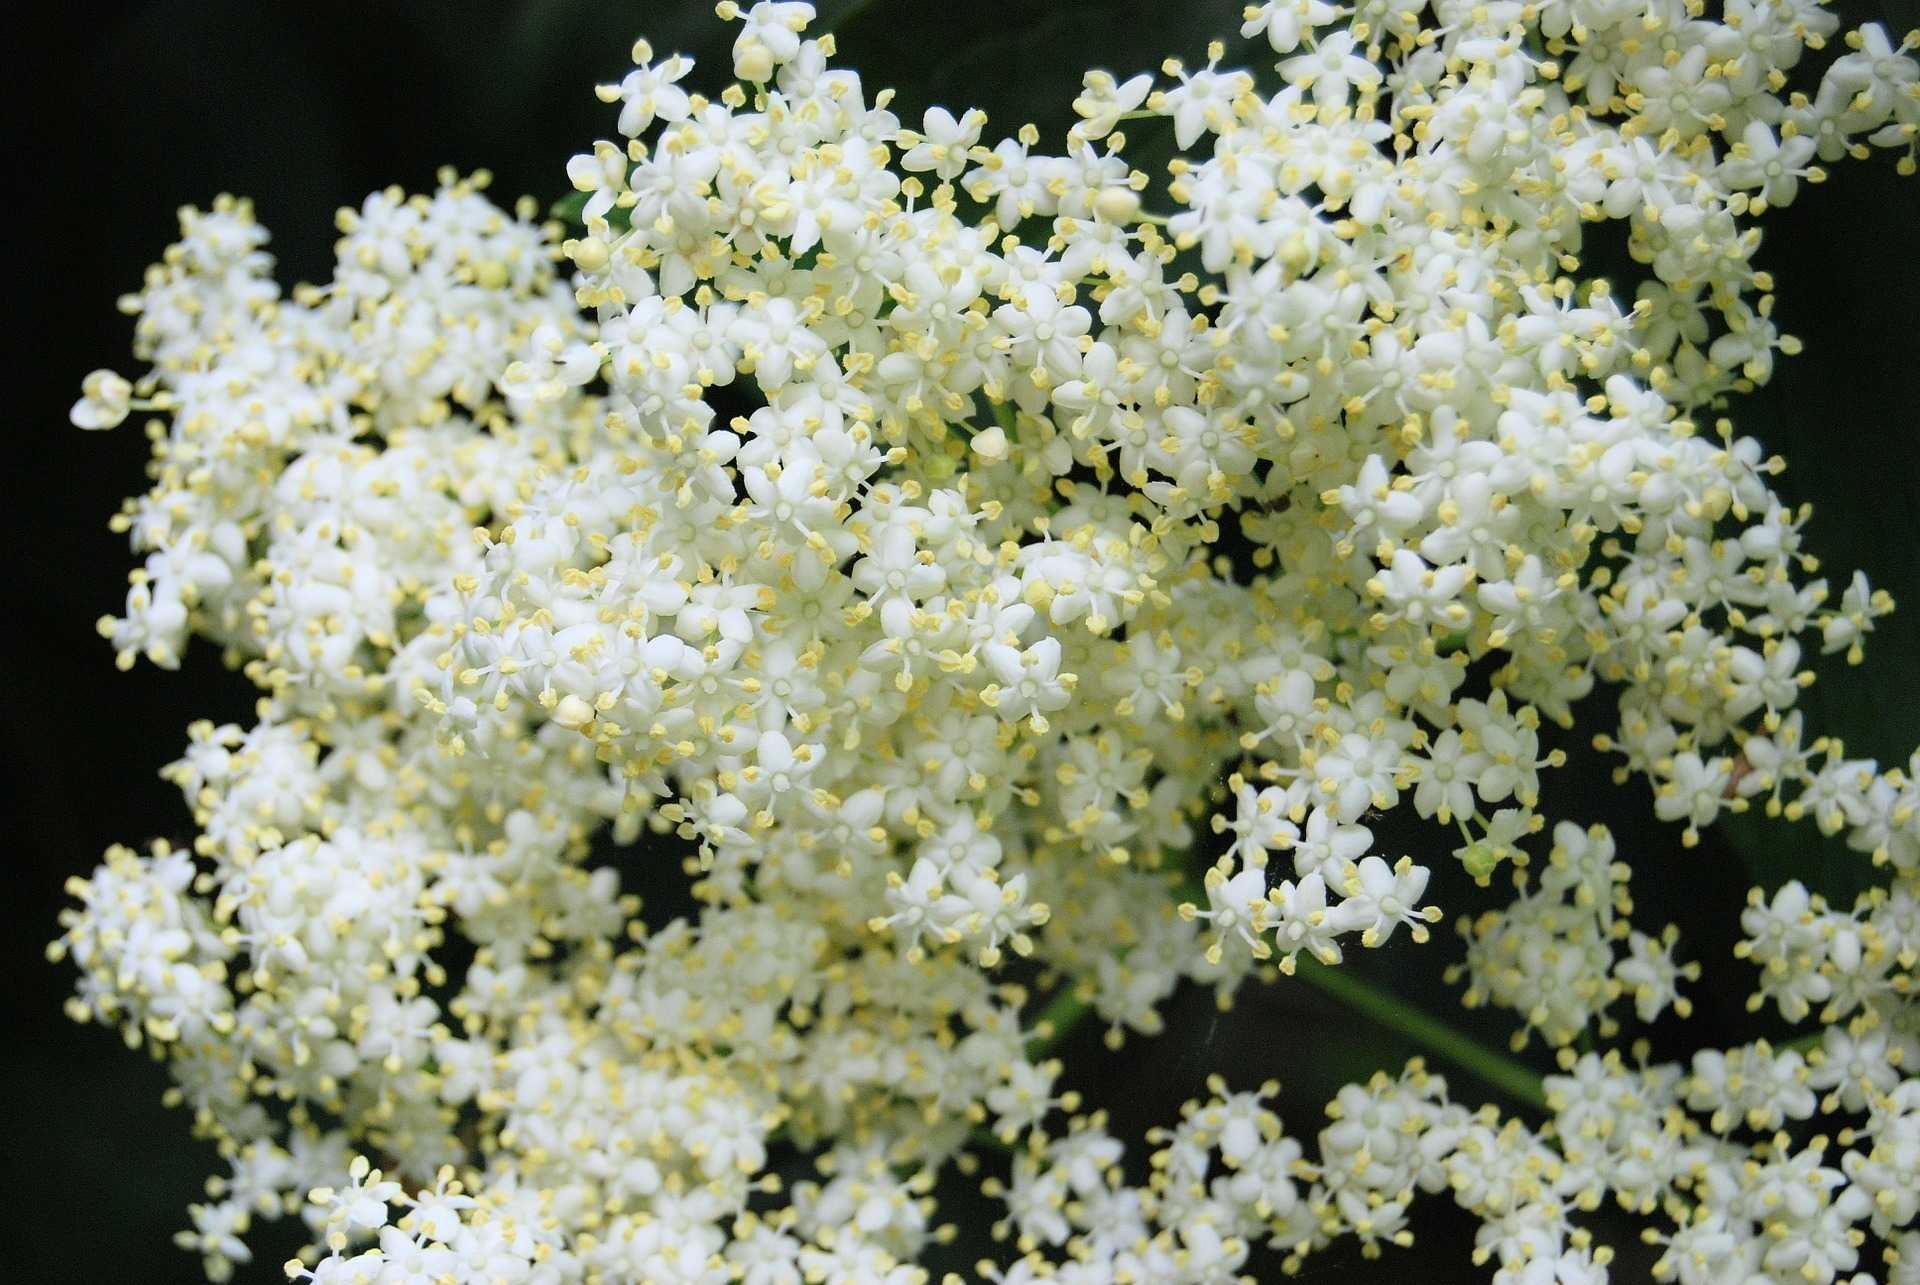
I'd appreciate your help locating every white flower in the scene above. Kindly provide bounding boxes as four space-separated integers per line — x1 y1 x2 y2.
1192 858 1273 962
1412 729 1487 824
1070 70 1153 142
981 637 1074 732
1719 120 1820 208
1241 0 1337 54
310 1158 404 1245
1654 752 1736 843
58 6 1920 1281
1278 32 1382 109
1339 855 1436 947
1156 60 1251 150
726 1 814 82
900 107 985 182
600 41 694 137
70 368 133 429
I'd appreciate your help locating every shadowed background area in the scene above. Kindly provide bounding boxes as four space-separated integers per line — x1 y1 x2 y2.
4 1 1917 1279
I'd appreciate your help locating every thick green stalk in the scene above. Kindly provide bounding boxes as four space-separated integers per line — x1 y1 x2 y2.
1023 950 1547 1111
1025 982 1091 1058
1160 873 1547 1110
1291 958 1548 1110
1782 1030 1824 1055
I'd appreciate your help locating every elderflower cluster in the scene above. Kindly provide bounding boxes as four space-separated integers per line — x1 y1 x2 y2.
54 0 1920 1280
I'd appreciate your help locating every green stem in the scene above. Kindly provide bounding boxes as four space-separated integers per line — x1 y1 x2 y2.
1292 958 1548 1111
1172 872 1544 1111
1023 949 1545 1113
1026 983 1091 1058
1782 1030 1824 1055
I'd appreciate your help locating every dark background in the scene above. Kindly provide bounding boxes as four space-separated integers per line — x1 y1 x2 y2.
4 1 1917 1280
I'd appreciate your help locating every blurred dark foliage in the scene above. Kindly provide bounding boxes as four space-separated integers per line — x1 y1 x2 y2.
2 1 1915 1280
